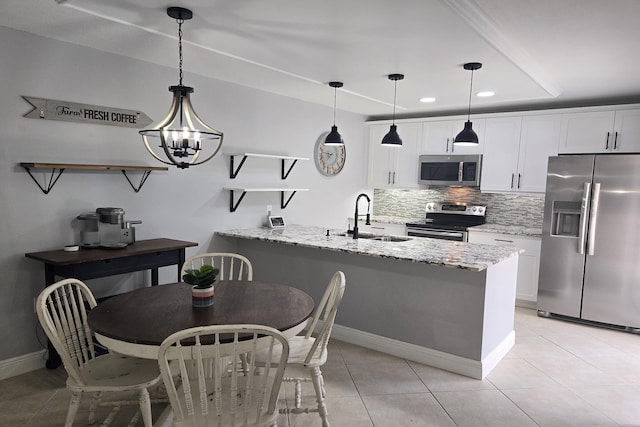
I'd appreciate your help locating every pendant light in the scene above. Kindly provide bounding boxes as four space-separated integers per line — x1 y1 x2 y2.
139 7 223 169
454 62 482 146
381 74 404 146
324 81 344 145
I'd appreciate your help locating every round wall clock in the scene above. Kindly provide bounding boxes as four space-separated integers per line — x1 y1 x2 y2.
314 134 346 176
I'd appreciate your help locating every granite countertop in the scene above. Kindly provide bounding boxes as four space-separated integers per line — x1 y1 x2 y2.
470 224 542 237
217 225 521 272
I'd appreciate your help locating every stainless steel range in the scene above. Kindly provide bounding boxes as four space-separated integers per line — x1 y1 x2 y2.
406 202 486 241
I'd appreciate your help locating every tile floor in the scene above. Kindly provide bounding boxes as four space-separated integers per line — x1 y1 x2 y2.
2 307 640 426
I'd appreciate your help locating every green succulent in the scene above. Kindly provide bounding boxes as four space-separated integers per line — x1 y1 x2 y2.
182 264 219 288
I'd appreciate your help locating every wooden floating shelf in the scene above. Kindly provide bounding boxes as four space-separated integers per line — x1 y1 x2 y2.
19 162 169 194
223 187 309 212
224 152 309 179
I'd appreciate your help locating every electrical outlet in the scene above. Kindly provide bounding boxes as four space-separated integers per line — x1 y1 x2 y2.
266 205 272 215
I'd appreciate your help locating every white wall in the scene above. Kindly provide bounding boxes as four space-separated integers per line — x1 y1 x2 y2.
0 26 368 363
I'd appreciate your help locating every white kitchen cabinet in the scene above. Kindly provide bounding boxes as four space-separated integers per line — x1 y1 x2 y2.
467 231 541 307
479 116 522 192
559 108 640 153
420 118 485 155
516 115 561 192
367 122 420 188
481 115 560 193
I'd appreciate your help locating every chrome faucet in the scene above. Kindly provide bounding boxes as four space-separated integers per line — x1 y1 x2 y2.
353 193 371 239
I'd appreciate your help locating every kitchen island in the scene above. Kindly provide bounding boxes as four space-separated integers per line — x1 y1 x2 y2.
216 225 520 379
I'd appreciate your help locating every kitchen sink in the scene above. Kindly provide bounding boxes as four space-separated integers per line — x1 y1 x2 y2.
336 232 411 242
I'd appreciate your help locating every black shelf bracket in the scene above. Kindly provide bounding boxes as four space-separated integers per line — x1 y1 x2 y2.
280 190 298 209
228 189 248 212
229 155 249 179
281 159 299 180
121 169 154 193
21 165 65 194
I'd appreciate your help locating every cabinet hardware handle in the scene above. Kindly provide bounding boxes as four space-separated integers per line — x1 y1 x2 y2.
614 131 619 149
388 171 391 184
510 173 515 189
605 132 610 149
517 173 521 189
494 239 514 243
446 138 450 153
392 171 396 184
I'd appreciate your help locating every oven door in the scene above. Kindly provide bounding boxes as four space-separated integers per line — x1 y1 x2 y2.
406 227 468 242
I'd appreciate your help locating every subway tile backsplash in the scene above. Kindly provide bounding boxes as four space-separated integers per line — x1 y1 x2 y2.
372 188 545 228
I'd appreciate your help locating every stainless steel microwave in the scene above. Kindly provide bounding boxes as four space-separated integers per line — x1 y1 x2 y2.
418 154 482 187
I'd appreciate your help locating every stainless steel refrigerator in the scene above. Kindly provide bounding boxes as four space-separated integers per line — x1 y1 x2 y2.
538 154 640 330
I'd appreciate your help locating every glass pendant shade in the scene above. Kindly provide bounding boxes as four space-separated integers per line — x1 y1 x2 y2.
381 124 403 146
454 121 479 146
324 81 344 146
381 74 404 146
454 62 482 146
139 7 223 169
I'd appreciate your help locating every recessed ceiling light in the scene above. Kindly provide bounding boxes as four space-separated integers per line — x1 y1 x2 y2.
476 91 495 97
419 97 436 103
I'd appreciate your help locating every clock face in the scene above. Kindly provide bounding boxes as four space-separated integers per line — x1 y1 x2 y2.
314 137 346 176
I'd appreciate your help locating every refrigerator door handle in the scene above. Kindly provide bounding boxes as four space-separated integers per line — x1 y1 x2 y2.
578 182 591 255
587 182 601 256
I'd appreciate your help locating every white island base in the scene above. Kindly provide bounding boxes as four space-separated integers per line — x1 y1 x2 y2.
218 232 518 379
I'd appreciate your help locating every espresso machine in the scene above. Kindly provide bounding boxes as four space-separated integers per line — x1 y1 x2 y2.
75 207 142 248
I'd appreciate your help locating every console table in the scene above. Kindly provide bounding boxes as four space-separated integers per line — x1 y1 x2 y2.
26 238 198 368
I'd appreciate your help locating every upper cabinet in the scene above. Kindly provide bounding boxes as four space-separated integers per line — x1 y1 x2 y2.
517 115 562 192
367 122 421 188
421 118 485 155
481 115 560 193
480 116 523 192
559 108 640 153
367 104 639 193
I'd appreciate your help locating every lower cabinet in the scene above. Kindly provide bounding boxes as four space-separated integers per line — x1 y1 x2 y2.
467 231 541 307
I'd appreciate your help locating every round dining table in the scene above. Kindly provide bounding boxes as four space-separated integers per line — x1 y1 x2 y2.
88 280 315 359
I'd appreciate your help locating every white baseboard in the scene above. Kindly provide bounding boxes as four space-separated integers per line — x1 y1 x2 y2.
516 299 537 309
2 326 516 381
0 350 47 380
331 324 514 380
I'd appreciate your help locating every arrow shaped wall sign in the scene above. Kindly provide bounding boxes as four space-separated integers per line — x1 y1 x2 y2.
22 96 152 129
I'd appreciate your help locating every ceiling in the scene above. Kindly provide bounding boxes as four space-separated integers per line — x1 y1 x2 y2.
2 0 640 119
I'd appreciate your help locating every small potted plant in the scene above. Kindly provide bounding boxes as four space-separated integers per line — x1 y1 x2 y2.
183 264 219 307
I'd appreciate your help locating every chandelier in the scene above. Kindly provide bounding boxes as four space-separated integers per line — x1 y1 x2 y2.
139 7 223 169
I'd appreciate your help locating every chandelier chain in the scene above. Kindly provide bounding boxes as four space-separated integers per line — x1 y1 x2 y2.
177 18 184 86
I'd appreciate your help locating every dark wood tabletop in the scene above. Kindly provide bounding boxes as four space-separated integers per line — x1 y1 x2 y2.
25 238 197 265
88 281 315 347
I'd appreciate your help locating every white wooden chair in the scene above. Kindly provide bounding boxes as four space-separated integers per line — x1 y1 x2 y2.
256 271 346 427
157 324 290 427
181 252 253 281
36 278 162 427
